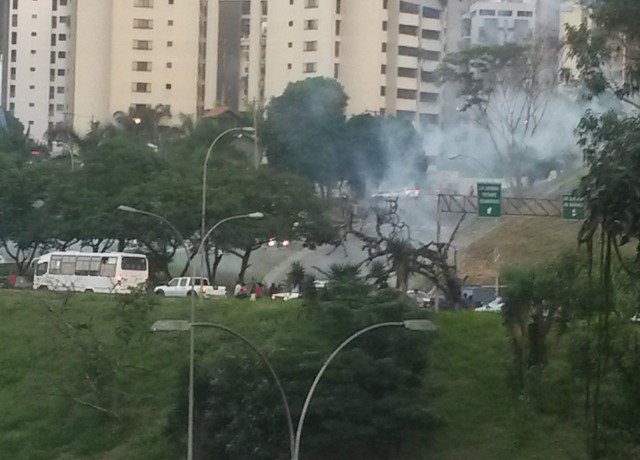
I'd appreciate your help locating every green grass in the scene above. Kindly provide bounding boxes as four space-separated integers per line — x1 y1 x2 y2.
0 292 586 459
428 312 586 460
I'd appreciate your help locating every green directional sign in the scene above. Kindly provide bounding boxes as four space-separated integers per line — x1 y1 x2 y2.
477 183 502 217
562 195 585 221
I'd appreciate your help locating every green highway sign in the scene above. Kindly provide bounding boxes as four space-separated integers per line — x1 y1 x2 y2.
562 195 585 221
477 183 502 217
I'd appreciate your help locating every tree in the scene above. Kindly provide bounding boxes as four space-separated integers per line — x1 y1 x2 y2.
262 77 348 196
440 42 561 190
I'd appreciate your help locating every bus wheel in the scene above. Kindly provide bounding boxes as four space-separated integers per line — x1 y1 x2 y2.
84 289 94 293
37 285 49 291
155 290 165 296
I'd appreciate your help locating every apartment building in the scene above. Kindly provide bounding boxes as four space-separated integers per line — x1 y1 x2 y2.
5 0 73 141
263 0 444 128
460 0 536 48
69 0 219 136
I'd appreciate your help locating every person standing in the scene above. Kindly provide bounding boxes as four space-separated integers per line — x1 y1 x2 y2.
7 271 16 289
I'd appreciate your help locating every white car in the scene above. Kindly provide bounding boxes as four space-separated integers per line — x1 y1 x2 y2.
475 297 504 312
154 277 227 298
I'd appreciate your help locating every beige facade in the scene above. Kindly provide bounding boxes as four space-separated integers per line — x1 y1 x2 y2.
262 0 444 127
70 0 218 135
6 0 73 141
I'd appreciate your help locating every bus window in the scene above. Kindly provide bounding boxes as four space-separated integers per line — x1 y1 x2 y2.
75 256 91 276
61 255 76 275
100 257 117 277
121 256 147 271
36 262 48 276
89 257 101 276
50 255 62 274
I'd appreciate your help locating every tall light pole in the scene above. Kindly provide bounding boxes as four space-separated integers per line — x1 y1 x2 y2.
201 126 255 258
118 204 263 460
292 319 436 460
152 320 295 460
152 318 435 460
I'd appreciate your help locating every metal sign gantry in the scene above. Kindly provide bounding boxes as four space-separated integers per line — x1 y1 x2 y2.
437 193 564 217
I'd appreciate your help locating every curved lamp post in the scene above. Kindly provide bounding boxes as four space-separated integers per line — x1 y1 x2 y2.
201 127 255 252
118 205 263 460
292 319 436 460
152 319 295 460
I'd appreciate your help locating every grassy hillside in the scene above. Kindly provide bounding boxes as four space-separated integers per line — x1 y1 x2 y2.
0 291 585 459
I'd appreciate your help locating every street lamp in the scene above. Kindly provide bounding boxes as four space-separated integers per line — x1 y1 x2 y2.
201 126 256 253
118 205 263 460
448 153 492 174
292 319 436 460
152 317 434 460
151 320 295 460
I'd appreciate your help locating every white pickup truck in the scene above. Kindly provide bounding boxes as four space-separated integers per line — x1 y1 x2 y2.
153 277 227 298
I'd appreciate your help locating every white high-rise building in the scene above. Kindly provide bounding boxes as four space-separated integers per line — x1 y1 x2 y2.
6 0 73 141
262 0 444 127
460 0 536 48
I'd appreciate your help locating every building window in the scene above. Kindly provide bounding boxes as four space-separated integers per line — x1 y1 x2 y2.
166 62 172 68
133 19 153 29
50 69 55 81
287 63 292 69
30 49 36 54
380 86 386 96
399 1 420 14
399 24 418 36
11 14 17 27
421 71 437 83
334 41 340 57
29 102 35 107
10 50 16 62
479 9 496 16
9 86 15 98
133 61 152 71
397 88 416 99
168 0 174 4
49 87 55 99
334 63 339 78
303 62 317 73
168 19 174 26
422 6 440 18
165 83 172 89
167 41 173 47
12 0 18 9
304 19 317 30
30 67 36 72
132 82 151 93
420 92 438 102
303 41 317 51
29 85 35 89
57 86 65 94
60 0 67 5
52 16 57 28
288 42 292 48
398 46 418 57
134 0 154 7
305 0 317 8
56 104 65 111
49 104 54 116
58 33 67 41
59 16 69 25
57 69 65 76
381 64 386 74
335 20 341 35
289 20 293 26
31 32 37 37
517 10 533 17
51 34 57 46
422 29 440 40
10 68 16 81
398 67 417 78
58 51 66 58
381 42 387 52
50 51 56 63
133 40 153 50
422 50 440 61
382 21 387 31
498 10 513 17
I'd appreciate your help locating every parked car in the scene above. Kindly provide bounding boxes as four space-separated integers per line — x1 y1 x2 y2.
475 296 504 312
154 277 227 298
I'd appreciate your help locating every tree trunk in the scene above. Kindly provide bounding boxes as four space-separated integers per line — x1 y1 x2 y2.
237 247 253 282
210 247 223 285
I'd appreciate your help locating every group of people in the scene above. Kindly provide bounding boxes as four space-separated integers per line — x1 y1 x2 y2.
232 279 281 300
